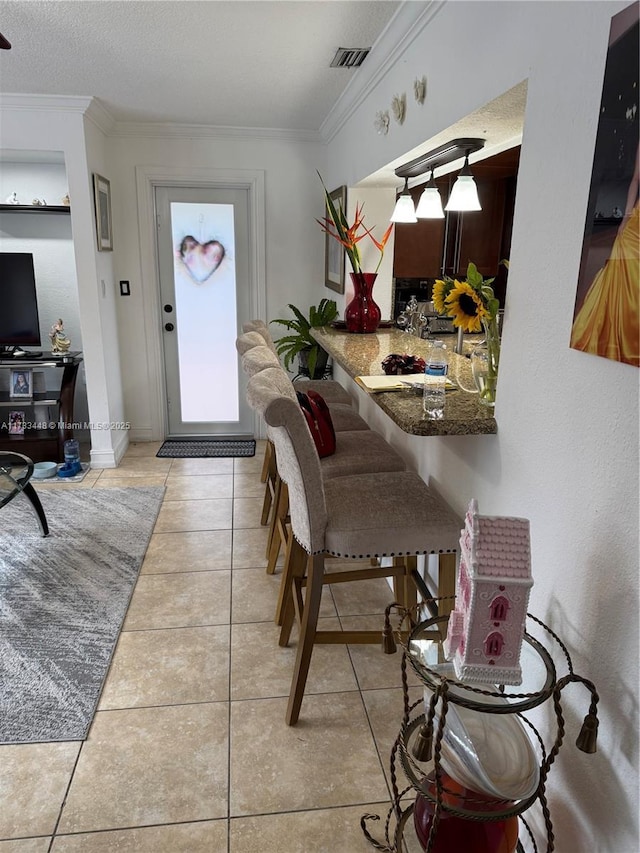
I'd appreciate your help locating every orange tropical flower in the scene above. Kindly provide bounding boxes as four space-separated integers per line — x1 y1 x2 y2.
317 173 394 275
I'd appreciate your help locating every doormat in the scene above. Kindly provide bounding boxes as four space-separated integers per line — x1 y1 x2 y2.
156 439 256 458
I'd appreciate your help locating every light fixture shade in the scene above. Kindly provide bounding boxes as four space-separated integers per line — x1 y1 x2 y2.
445 175 481 211
390 193 417 223
416 186 445 219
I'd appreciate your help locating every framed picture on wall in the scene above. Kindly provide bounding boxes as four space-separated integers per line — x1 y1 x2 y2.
93 173 113 251
324 185 346 294
569 2 639 367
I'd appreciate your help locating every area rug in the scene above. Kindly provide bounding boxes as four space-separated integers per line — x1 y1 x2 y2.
0 486 164 744
156 438 256 458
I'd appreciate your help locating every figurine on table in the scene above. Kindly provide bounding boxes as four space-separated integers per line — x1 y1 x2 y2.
49 319 71 354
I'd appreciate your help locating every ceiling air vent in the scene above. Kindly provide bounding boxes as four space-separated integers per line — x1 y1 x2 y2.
330 47 370 68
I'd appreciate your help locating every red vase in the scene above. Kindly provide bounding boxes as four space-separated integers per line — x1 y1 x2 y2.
345 272 381 334
413 771 519 853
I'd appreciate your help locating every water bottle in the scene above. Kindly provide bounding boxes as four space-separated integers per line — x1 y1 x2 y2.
63 439 81 475
423 340 449 420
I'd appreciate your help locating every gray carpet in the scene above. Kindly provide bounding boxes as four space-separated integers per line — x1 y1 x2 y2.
0 486 164 744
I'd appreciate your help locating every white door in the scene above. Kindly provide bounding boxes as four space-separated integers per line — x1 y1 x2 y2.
155 186 254 437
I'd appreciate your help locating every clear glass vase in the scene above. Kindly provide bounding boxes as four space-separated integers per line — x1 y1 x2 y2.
471 317 500 407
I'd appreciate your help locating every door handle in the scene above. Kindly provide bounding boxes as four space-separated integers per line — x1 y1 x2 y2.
164 322 175 332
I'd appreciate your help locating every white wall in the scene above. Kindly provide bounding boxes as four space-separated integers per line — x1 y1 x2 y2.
0 98 126 466
0 160 90 433
329 2 638 851
107 131 326 439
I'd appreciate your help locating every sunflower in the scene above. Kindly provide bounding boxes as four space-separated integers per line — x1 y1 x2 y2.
432 278 454 314
444 280 490 332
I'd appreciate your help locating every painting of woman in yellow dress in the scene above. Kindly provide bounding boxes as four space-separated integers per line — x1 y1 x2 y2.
570 3 639 368
571 146 639 367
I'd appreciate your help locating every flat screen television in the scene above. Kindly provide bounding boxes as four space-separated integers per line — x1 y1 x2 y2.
0 252 42 355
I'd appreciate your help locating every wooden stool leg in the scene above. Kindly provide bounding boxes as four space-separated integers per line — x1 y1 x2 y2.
438 552 457 621
286 552 324 726
276 534 305 628
260 444 277 526
266 481 288 574
260 440 272 484
265 473 282 559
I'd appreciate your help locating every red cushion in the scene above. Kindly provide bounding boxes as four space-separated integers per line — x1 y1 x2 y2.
296 390 336 457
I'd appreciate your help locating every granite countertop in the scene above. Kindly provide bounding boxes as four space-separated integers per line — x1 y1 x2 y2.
311 326 497 437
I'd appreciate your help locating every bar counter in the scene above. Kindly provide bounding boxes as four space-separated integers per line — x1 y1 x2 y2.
311 326 497 437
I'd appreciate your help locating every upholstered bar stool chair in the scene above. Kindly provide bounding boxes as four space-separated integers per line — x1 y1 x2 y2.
246 369 462 725
245 366 412 623
237 338 369 532
242 320 353 407
239 343 369 553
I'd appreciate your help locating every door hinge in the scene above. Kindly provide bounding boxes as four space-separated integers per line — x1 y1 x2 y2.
156 214 161 229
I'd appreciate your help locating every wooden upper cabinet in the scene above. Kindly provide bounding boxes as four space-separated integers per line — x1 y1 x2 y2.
392 179 447 279
446 177 507 278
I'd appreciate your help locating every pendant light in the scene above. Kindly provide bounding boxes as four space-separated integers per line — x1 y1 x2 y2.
445 153 481 211
415 169 444 219
392 137 485 222
390 178 417 223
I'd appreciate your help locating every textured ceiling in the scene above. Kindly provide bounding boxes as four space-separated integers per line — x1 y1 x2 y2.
0 0 400 129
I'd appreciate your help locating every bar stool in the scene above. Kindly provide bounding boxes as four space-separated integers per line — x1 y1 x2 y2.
239 324 353 406
245 367 411 624
246 369 462 725
237 340 368 537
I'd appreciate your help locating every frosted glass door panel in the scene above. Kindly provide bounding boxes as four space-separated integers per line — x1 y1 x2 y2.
171 202 238 423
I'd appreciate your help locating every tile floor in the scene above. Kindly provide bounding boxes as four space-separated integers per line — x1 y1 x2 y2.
1 441 425 853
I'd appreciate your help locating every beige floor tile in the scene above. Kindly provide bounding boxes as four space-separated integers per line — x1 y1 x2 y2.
168 458 234 476
58 704 228 834
343 615 422 691
0 742 80 838
229 692 388 816
141 530 232 574
91 475 168 488
154 498 232 533
230 566 336 624
164 474 233 501
0 840 51 852
124 571 231 629
233 446 266 476
122 441 163 458
99 625 230 709
230 618 357 700
233 497 265 529
361 686 427 792
232 472 266 499
231 526 275 569
231 566 280 623
330 574 396 617
51 820 227 852
229 803 391 852
98 457 172 477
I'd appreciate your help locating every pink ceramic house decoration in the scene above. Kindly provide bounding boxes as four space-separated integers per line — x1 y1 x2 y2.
444 499 533 686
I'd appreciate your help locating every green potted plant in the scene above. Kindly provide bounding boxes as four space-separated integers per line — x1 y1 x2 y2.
270 299 338 379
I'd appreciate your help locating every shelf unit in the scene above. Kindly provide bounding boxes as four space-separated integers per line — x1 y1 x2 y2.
361 612 599 853
0 204 71 214
0 356 82 462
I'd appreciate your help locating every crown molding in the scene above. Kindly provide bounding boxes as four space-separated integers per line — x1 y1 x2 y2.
321 0 446 143
84 98 116 135
0 93 94 113
110 121 322 143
